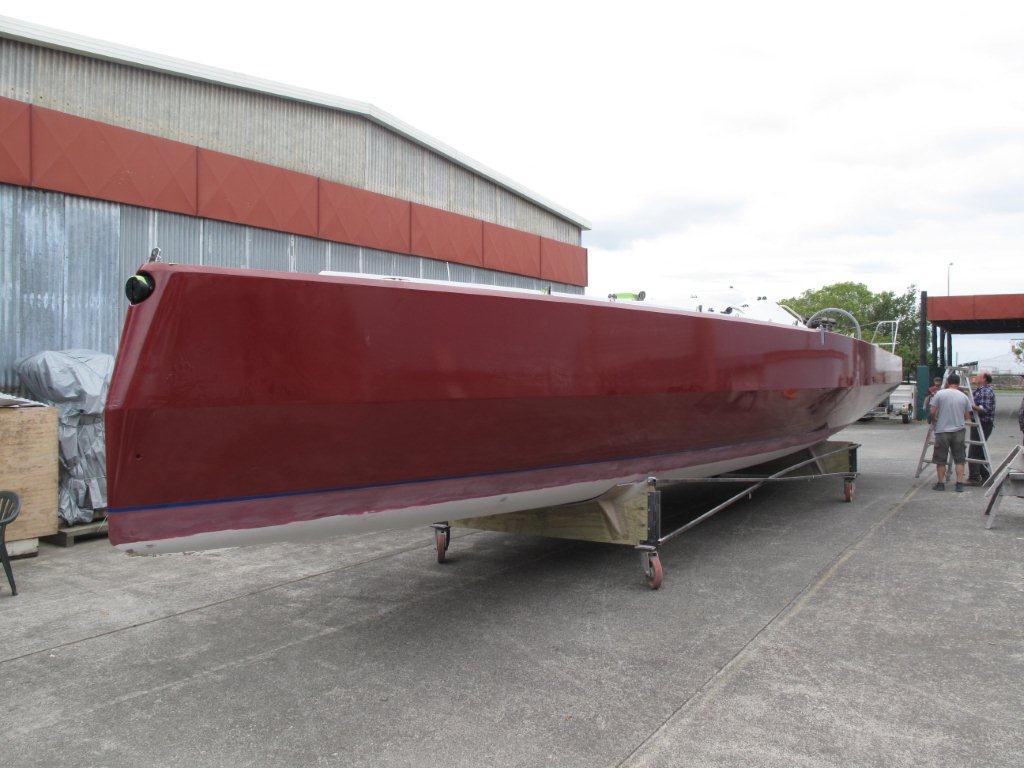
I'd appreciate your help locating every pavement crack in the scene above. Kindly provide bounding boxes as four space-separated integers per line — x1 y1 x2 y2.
0 531 483 667
3 533 569 739
614 479 927 768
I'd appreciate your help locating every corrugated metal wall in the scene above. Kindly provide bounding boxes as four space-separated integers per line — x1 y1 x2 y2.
0 183 582 392
0 38 582 246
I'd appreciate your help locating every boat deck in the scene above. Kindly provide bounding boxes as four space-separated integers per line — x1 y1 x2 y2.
2 399 1022 767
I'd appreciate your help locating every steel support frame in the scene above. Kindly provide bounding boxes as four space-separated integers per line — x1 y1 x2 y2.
435 441 860 590
981 445 1024 530
634 442 859 587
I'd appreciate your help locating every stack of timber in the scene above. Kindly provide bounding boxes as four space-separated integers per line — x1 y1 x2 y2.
0 403 59 557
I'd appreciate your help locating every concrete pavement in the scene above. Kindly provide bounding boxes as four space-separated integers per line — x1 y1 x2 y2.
2 401 1022 767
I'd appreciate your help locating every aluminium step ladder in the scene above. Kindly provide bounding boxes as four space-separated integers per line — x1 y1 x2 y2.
914 367 993 479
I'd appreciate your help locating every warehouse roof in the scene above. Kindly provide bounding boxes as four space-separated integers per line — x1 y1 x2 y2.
0 14 590 230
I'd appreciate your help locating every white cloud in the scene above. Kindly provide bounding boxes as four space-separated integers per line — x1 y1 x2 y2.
586 196 744 250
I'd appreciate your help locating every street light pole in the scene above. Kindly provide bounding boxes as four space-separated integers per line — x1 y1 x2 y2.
947 262 953 296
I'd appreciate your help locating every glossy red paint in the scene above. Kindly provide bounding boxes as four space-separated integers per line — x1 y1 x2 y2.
540 238 587 285
109 425 835 546
317 179 411 253
106 265 901 547
483 222 541 276
0 96 31 186
410 203 483 266
198 149 317 236
30 106 198 214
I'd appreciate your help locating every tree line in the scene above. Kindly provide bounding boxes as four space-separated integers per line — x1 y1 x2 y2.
782 282 919 376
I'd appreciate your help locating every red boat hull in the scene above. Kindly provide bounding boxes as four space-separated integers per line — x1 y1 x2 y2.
105 265 901 552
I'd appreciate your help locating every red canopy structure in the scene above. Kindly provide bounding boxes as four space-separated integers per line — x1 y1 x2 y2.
918 292 1024 373
928 294 1024 335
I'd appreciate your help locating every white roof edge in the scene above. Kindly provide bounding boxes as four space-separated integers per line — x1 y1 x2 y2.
0 14 591 230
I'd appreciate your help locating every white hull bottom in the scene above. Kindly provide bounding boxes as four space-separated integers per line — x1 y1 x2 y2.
119 438 826 555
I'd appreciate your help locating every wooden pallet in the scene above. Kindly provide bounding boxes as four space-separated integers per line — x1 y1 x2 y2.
42 519 109 547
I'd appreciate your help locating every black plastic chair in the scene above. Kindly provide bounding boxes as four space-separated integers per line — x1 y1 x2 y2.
0 491 20 596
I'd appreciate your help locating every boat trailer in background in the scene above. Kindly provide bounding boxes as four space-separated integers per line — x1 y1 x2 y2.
431 440 860 589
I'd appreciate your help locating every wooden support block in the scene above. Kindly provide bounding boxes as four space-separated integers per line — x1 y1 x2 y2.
41 519 108 548
0 406 59 542
811 441 858 475
8 537 39 559
453 493 650 546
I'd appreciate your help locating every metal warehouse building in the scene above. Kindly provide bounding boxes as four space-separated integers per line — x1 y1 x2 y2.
0 16 590 391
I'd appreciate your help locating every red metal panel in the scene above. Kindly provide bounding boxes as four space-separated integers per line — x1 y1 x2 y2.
928 296 978 322
410 204 483 266
482 222 541 277
31 106 197 214
198 149 316 236
0 97 30 186
318 180 411 253
540 238 588 286
971 294 1024 321
930 294 1024 322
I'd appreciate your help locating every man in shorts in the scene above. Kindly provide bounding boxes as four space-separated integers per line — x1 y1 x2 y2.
929 373 973 492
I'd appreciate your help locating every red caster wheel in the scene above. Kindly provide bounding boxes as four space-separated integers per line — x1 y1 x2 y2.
843 480 855 503
434 527 450 563
642 551 663 590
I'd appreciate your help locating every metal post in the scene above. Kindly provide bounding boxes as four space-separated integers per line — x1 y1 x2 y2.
939 328 946 368
932 324 939 370
947 331 953 371
916 363 931 421
644 477 661 546
917 291 930 420
918 291 928 366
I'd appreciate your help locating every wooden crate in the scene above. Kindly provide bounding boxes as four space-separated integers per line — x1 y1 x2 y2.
0 406 59 541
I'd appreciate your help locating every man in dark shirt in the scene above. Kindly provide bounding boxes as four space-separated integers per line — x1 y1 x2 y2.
968 372 996 483
1018 390 1024 439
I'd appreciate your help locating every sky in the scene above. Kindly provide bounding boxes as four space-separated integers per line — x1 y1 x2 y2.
2 1 1022 362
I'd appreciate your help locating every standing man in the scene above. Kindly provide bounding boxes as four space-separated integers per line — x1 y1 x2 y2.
930 373 973 492
968 372 996 483
1018 390 1024 440
924 376 942 411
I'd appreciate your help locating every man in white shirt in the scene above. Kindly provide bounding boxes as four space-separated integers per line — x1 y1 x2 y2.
929 373 973 492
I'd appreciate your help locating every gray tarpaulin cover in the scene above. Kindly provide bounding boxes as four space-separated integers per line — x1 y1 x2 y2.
16 349 114 525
